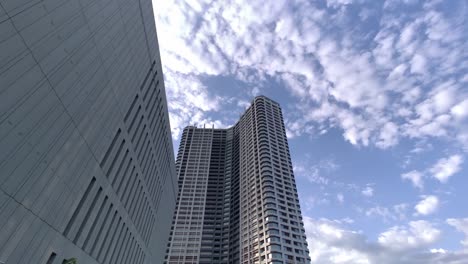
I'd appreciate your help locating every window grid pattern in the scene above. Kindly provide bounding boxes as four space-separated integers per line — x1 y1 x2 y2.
166 128 214 264
166 96 310 264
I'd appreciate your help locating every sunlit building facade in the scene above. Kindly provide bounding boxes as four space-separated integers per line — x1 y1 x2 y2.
0 0 176 263
166 96 310 264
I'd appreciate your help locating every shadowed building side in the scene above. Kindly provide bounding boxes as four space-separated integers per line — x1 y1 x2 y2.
0 0 177 263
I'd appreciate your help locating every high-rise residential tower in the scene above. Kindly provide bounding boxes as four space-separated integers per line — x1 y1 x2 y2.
0 0 176 263
166 96 311 264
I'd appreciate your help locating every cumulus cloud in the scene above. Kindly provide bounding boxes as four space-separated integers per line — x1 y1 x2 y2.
378 220 440 250
337 193 345 204
303 217 371 264
163 70 229 139
414 195 439 216
294 156 378 210
154 0 468 150
326 0 356 8
293 158 339 185
429 155 464 183
301 196 331 211
361 186 374 197
430 248 447 254
366 203 408 222
376 122 399 149
401 170 424 189
153 2 468 263
303 216 468 263
402 153 464 188
451 99 468 120
447 218 468 248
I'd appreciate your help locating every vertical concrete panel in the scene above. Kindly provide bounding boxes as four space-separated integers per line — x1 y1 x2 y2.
0 0 177 263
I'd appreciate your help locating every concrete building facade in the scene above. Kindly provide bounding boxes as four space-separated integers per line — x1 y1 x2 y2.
166 96 311 264
0 0 177 263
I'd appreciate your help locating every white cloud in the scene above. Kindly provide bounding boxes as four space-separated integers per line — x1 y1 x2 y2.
402 154 464 188
366 203 408 222
451 99 468 119
433 87 456 113
153 1 468 263
394 203 410 220
447 218 468 248
326 0 356 8
410 54 427 75
378 220 441 250
376 122 399 148
163 70 227 139
154 0 468 151
366 206 395 222
301 195 331 211
414 195 439 216
401 170 424 189
303 217 372 264
337 193 345 204
293 158 339 185
429 155 464 183
430 248 447 254
236 99 250 109
361 186 374 197
301 216 468 263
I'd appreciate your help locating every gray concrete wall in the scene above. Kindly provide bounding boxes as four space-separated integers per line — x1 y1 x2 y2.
0 0 177 263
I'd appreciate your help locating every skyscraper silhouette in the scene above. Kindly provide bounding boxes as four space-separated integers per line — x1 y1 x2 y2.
166 96 310 264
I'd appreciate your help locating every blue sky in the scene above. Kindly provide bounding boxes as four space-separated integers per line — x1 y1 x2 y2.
153 0 468 262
